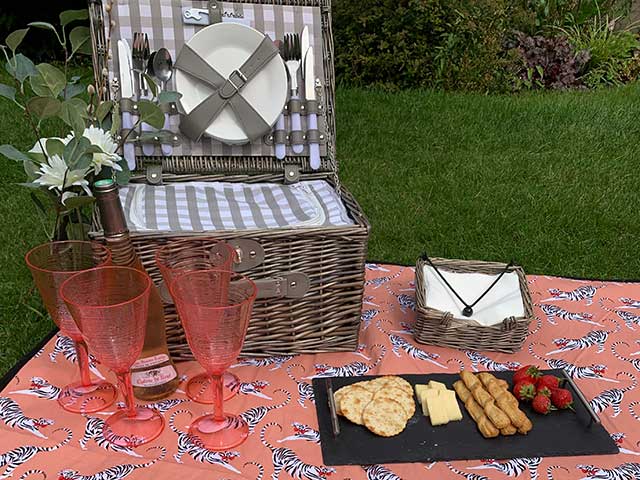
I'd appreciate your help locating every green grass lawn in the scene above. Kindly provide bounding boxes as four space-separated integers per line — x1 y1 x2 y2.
1 84 639 376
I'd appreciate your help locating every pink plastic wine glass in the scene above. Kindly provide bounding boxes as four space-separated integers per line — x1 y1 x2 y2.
156 238 240 403
61 266 164 447
25 241 117 413
170 269 256 450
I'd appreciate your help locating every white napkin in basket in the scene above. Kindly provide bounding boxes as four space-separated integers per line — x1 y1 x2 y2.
423 266 525 327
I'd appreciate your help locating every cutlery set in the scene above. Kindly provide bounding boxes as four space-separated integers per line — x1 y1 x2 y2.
117 24 322 168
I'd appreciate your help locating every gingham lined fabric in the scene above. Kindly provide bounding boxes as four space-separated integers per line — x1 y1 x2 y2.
119 180 354 232
107 0 328 157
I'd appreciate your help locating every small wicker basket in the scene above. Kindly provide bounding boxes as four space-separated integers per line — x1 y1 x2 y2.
414 257 534 353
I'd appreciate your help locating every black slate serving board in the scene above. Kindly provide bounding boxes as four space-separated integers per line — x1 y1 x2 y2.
312 370 618 466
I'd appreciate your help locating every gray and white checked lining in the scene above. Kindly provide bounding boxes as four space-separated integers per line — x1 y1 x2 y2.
119 180 354 232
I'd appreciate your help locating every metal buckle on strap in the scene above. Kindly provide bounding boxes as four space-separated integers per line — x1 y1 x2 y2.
220 69 248 99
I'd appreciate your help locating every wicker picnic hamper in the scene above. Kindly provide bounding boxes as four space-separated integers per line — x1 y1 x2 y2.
87 0 370 361
414 257 534 353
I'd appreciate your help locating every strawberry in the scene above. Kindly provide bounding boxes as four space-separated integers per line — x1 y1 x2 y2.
550 388 574 410
532 393 553 414
537 374 561 390
537 386 552 398
513 380 537 402
513 365 541 384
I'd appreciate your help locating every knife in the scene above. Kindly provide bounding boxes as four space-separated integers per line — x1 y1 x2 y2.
304 46 320 170
117 39 136 170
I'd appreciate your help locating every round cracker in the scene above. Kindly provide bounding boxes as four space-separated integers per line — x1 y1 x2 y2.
374 386 415 420
381 376 413 397
363 397 407 437
334 382 370 415
360 377 389 393
340 386 374 426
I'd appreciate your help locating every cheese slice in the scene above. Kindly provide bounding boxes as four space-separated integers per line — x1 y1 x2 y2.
441 389 463 422
414 384 429 404
428 380 447 391
426 395 449 426
421 389 440 417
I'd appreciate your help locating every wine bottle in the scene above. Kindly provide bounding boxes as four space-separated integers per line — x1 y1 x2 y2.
93 179 179 400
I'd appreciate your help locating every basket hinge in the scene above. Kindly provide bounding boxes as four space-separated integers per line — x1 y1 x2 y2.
254 272 310 299
146 164 163 185
227 239 265 272
283 164 300 184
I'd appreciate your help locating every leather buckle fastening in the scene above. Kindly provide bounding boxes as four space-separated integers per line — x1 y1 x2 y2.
220 69 248 99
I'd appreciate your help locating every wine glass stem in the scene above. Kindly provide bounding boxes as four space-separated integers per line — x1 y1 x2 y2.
74 340 92 387
211 374 224 421
117 372 137 418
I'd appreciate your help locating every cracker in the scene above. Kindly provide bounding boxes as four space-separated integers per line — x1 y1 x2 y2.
360 377 390 393
363 397 408 437
334 382 370 415
340 386 374 426
374 386 415 421
381 376 414 397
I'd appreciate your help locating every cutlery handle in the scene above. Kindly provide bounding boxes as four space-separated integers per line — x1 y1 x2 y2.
290 95 304 154
161 113 173 157
308 112 321 170
275 113 286 160
122 111 136 170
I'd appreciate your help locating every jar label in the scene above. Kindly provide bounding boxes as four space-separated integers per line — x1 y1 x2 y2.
132 353 170 370
131 365 178 387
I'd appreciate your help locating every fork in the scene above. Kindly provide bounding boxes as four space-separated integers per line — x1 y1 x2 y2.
284 33 304 154
132 32 150 98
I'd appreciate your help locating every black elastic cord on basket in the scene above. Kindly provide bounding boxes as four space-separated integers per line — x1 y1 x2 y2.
421 252 515 317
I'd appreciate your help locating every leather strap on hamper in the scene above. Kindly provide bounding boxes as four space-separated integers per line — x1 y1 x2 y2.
175 37 278 141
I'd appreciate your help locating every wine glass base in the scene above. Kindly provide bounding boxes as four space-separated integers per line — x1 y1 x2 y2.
185 372 239 403
58 380 117 413
189 413 249 450
103 406 165 447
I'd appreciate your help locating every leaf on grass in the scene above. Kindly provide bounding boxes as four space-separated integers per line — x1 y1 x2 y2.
136 99 164 129
0 83 16 102
6 28 29 52
30 193 49 219
158 91 182 104
70 26 92 56
27 96 62 120
24 160 41 181
95 100 114 123
60 9 88 27
5 54 37 84
0 144 31 163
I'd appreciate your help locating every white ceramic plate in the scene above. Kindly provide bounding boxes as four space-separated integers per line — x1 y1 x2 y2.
175 22 287 144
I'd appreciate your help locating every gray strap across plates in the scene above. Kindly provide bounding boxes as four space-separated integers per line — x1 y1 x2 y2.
175 36 279 141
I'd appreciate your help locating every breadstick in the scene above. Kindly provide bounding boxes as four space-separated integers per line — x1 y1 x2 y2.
453 381 499 439
482 378 530 429
483 400 511 429
460 371 481 390
517 416 533 435
501 424 517 435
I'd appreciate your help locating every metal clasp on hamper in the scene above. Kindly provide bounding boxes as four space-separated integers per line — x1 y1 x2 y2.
227 239 264 272
253 272 310 299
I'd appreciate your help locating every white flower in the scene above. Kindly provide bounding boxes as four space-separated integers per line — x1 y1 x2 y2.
68 126 122 175
33 154 91 195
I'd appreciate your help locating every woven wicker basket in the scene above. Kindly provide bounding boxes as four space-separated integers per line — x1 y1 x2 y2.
414 257 534 353
88 0 370 361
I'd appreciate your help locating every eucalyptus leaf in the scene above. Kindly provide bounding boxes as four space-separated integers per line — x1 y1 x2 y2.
27 151 46 164
144 74 158 98
46 138 66 158
60 9 89 27
63 195 95 208
158 91 182 104
63 135 91 169
0 144 31 163
27 96 62 120
95 100 114 123
115 160 131 185
28 22 61 44
136 99 164 129
65 83 85 99
18 181 41 189
31 63 66 97
74 153 94 171
24 159 40 181
60 98 88 135
0 83 16 102
70 26 92 56
5 54 37 84
6 28 29 52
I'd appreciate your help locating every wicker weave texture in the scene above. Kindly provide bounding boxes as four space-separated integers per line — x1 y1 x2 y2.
414 257 534 354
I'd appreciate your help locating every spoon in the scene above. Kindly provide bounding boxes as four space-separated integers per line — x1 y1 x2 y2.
140 50 157 156
152 48 173 156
